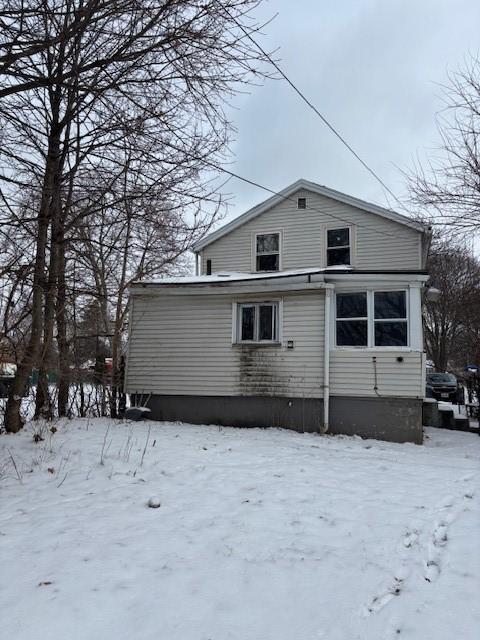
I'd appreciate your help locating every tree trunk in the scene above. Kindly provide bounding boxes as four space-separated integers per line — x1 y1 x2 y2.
56 238 69 417
34 154 62 420
4 128 61 432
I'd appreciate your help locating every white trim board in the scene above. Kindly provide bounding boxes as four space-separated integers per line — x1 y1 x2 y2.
193 179 429 252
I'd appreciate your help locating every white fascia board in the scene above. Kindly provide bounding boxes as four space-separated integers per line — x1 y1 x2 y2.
325 273 429 284
193 179 428 251
129 281 332 297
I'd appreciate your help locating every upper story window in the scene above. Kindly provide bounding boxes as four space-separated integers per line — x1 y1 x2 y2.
297 197 306 209
255 232 280 272
335 290 408 348
236 302 279 343
327 227 351 266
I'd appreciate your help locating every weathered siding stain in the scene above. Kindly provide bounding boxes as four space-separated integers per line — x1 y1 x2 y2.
125 290 325 399
237 347 289 396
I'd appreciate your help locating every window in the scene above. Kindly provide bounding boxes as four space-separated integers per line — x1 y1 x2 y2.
297 197 306 209
206 259 212 275
336 292 368 346
374 291 407 346
327 227 351 266
255 233 280 272
237 302 279 343
335 290 408 348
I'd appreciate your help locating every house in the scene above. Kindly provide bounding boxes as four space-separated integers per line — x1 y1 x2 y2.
125 179 431 443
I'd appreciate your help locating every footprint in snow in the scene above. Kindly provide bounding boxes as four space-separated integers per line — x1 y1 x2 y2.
403 529 418 549
365 569 408 615
432 522 449 546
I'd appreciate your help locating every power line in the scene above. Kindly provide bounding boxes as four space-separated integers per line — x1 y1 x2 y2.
202 161 411 241
164 126 417 241
219 2 404 211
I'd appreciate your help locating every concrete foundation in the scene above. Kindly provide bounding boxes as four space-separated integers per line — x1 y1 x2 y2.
132 393 423 444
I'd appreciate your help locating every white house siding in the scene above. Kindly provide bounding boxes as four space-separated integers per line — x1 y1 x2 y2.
200 189 421 274
126 290 325 399
330 350 424 398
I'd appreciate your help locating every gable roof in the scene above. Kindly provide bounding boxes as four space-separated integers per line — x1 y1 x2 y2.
192 179 428 252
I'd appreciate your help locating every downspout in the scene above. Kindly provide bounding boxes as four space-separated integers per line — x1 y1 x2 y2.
323 285 334 433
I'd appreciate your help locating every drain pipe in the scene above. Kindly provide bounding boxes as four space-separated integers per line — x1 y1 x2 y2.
323 285 334 433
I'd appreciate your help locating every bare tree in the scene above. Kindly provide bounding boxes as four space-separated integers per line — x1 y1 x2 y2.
408 54 480 233
424 234 480 372
0 0 271 432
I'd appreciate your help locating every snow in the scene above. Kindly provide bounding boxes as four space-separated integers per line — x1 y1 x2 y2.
139 266 351 285
1 419 479 640
0 362 16 376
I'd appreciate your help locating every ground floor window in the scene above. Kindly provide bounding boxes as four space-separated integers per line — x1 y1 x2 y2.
335 290 408 347
236 302 279 343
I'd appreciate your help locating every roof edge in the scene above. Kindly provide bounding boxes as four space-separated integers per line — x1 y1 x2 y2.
192 179 428 252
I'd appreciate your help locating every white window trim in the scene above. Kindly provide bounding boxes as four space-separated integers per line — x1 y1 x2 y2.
232 300 283 345
323 224 356 268
251 229 283 272
333 289 411 350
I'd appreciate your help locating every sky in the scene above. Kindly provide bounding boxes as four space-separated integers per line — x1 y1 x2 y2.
220 0 480 226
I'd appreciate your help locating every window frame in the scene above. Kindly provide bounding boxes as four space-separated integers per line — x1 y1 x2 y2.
335 291 369 347
324 224 355 267
232 300 282 345
373 290 409 347
334 289 410 350
252 230 283 273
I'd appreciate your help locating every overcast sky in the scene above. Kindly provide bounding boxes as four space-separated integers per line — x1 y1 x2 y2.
220 0 480 224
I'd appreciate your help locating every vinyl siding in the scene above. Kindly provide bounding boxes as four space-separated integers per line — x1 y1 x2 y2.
126 290 325 398
330 350 424 398
201 189 422 273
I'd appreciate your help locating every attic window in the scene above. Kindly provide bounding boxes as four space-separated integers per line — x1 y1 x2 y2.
297 197 306 209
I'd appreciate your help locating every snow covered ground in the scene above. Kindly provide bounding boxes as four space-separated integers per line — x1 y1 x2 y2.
1 419 479 640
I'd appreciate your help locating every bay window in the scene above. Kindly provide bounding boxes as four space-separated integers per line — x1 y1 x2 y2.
374 291 408 346
335 290 408 348
336 292 368 346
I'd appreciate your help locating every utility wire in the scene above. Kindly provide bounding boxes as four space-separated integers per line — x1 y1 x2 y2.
163 123 419 241
219 2 404 211
163 127 405 240
202 160 415 241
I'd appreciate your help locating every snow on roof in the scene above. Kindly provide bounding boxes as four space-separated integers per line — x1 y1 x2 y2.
137 266 353 286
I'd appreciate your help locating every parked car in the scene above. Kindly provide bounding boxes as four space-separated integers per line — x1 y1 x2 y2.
426 372 459 402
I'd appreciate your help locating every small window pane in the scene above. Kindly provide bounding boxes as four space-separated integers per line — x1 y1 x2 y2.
256 233 279 253
336 320 368 346
336 293 367 318
259 305 274 340
256 254 279 271
327 247 350 266
375 321 407 346
297 197 306 209
374 291 406 319
327 228 349 248
241 306 255 341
